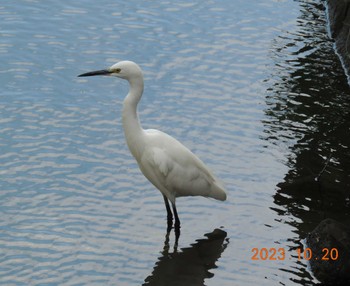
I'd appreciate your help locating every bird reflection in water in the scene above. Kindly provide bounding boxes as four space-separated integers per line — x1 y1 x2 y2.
143 228 229 286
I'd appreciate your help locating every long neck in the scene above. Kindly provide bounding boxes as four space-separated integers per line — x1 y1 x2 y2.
122 76 145 160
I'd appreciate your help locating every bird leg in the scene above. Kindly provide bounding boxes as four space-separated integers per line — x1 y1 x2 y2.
171 202 181 235
163 195 173 231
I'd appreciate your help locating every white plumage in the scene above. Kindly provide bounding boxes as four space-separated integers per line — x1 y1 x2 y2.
139 129 226 203
79 60 227 232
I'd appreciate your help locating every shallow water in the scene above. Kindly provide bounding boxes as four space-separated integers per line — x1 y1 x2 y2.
1 0 349 285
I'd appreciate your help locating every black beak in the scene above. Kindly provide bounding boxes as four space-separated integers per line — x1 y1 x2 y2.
78 69 111 77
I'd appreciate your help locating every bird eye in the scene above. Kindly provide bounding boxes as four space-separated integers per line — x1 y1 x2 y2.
114 68 121 73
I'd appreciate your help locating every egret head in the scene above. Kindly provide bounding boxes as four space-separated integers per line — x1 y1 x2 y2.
78 60 143 82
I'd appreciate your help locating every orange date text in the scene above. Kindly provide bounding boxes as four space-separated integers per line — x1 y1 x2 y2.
251 247 339 261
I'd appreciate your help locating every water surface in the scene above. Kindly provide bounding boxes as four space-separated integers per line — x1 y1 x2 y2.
1 1 349 285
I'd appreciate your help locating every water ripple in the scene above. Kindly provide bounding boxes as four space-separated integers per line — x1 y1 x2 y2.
2 1 347 285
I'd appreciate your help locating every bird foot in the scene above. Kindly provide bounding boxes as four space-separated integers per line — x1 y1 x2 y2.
166 218 173 233
174 222 181 232
174 224 181 243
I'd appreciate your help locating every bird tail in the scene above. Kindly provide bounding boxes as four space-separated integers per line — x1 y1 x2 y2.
209 181 227 201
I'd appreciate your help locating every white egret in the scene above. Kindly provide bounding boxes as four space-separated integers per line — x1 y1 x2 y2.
78 61 227 232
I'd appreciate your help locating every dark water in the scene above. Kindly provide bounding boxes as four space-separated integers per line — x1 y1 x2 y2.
1 0 349 285
265 0 350 239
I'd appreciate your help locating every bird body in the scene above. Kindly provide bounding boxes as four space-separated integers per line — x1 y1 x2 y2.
78 61 227 232
136 128 227 204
